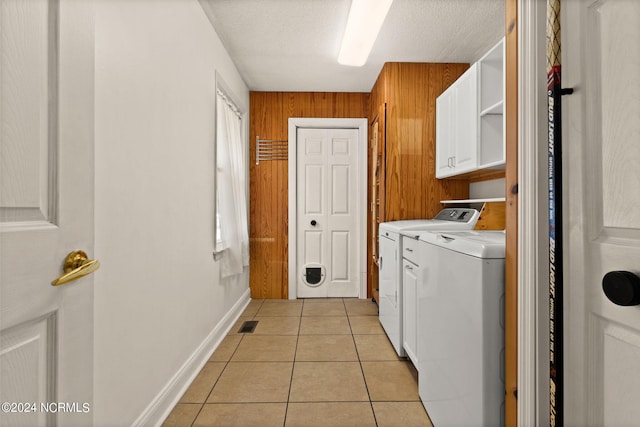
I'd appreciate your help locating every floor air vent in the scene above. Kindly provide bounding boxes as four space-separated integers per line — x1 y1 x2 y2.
238 320 258 333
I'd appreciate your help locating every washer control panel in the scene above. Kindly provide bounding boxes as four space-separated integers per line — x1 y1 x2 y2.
433 208 479 223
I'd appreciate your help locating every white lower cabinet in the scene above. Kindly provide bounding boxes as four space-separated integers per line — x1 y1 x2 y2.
402 236 420 368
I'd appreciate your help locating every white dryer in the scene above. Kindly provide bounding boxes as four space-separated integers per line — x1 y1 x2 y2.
417 230 505 427
378 208 479 357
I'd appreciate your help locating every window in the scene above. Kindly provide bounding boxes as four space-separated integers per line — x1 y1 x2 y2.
214 74 248 278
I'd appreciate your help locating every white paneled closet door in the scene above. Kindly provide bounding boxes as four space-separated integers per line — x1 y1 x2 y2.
0 1 95 426
296 128 359 298
564 1 640 425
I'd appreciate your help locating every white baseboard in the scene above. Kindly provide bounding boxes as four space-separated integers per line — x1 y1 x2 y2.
132 288 251 427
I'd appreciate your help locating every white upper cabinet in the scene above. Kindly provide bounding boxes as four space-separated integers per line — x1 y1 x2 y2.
436 63 478 178
436 85 455 177
436 38 505 179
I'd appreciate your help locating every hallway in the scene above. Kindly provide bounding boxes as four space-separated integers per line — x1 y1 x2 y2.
162 298 432 426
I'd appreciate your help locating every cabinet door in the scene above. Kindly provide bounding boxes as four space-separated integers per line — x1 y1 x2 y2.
403 259 419 367
452 63 478 174
435 64 478 178
379 235 398 310
435 94 454 178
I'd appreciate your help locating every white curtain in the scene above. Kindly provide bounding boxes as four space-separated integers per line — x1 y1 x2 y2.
216 90 249 278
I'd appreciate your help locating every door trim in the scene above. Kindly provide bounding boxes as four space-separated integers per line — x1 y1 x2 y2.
518 0 550 424
288 118 368 300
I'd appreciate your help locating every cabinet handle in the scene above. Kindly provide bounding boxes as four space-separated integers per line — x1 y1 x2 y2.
405 248 413 252
451 156 456 167
405 265 413 271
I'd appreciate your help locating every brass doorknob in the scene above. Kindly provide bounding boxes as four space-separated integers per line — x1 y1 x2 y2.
51 250 100 287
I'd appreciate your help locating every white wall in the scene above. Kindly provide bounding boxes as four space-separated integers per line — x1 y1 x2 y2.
469 177 506 199
94 1 249 425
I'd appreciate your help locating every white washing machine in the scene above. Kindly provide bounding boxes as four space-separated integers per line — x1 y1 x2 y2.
378 208 479 357
417 230 505 427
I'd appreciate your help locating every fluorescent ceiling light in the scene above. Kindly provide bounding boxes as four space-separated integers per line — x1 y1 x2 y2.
338 0 393 67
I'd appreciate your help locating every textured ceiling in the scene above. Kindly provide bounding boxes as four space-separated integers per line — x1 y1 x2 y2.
200 0 505 92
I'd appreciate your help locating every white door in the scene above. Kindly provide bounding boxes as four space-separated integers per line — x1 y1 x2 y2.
402 258 419 366
297 127 359 298
564 1 640 425
378 233 402 353
0 1 95 426
378 234 397 313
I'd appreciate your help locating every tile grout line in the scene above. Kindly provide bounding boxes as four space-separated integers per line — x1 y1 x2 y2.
188 299 264 426
251 298 297 425
282 299 305 427
173 298 391 426
344 299 380 427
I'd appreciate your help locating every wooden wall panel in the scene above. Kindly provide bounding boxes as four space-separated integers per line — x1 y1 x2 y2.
365 62 472 300
372 63 471 222
249 92 369 299
424 63 472 216
505 0 519 424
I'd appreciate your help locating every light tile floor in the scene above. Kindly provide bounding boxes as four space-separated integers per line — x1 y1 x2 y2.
163 298 433 427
